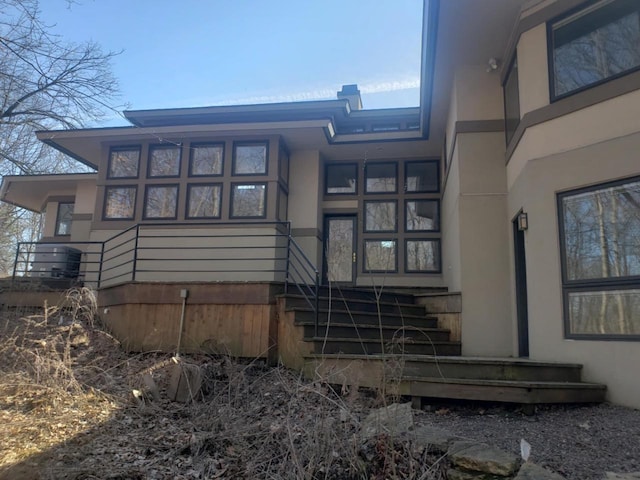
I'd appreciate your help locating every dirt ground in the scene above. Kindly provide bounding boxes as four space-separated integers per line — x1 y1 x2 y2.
0 292 638 479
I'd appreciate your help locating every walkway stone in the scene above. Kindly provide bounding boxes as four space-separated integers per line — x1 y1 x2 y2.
449 441 520 477
360 402 414 440
515 462 565 479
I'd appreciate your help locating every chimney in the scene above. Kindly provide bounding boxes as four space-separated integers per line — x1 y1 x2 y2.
337 84 363 110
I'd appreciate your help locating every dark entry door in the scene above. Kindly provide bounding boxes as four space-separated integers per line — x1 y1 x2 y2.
513 215 529 357
323 215 356 285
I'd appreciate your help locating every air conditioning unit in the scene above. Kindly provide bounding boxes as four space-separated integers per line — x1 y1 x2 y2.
31 245 82 279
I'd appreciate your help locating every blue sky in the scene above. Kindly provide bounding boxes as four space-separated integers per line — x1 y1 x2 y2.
40 0 423 126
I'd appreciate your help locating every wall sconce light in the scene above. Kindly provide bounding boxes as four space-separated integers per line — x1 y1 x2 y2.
486 57 500 73
517 212 529 231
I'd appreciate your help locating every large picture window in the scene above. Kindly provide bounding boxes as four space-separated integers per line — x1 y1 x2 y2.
187 184 222 219
108 147 140 179
549 0 640 100
365 201 397 232
148 145 181 177
190 143 223 176
558 176 640 338
233 142 267 175
231 183 266 218
144 185 178 219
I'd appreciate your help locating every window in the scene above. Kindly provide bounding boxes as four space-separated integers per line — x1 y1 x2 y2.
365 162 397 193
187 184 222 219
558 176 640 338
55 203 74 236
189 143 223 176
326 163 357 194
405 160 439 192
108 147 140 178
503 54 520 145
364 240 397 273
233 142 267 175
231 183 266 218
406 200 439 231
104 187 136 219
549 0 640 100
365 201 397 232
406 240 441 273
148 145 181 177
144 185 178 219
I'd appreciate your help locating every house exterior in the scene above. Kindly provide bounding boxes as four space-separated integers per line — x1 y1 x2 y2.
2 0 639 408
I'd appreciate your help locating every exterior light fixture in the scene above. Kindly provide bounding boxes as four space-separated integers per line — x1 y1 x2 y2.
486 57 500 72
517 212 528 231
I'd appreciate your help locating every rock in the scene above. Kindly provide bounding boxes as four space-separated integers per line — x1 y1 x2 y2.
449 441 520 477
447 468 507 480
168 362 203 403
360 402 413 441
142 373 160 400
605 474 640 479
515 462 565 479
411 425 462 452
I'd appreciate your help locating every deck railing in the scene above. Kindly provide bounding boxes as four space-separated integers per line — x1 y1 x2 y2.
12 221 320 330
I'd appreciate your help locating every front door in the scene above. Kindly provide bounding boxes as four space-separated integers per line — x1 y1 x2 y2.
513 214 529 357
323 215 356 285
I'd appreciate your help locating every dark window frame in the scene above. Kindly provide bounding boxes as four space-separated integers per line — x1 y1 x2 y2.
547 0 640 102
185 183 223 219
405 159 440 193
55 202 74 236
405 199 441 233
557 175 640 340
325 162 359 196
229 182 268 219
102 185 137 221
365 161 398 194
107 146 141 179
232 141 269 176
503 53 521 145
147 144 182 178
143 184 179 220
363 239 398 274
188 142 225 177
364 200 398 233
404 239 442 274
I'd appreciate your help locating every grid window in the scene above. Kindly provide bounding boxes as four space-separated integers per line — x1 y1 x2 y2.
406 240 441 272
503 55 520 144
365 201 397 232
365 162 397 193
144 185 178 219
233 143 267 175
231 183 267 218
104 187 136 219
405 161 439 192
190 144 223 176
148 145 181 177
108 148 140 179
406 200 439 231
326 163 357 194
187 184 222 219
55 203 74 236
364 240 397 273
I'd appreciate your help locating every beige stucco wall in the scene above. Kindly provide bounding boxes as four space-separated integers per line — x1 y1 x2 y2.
453 66 504 122
442 143 462 293
75 181 97 214
508 131 640 408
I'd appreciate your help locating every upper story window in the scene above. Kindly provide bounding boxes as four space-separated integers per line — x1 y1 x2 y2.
503 54 520 145
148 145 181 178
549 0 640 100
189 143 224 176
108 147 140 179
405 160 439 193
325 163 357 194
55 203 74 236
233 142 268 175
365 162 397 193
104 186 136 220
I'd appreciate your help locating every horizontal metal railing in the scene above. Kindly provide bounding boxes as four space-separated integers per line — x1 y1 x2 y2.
12 221 321 331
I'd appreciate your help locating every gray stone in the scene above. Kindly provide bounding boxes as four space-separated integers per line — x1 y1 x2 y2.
360 402 413 441
449 441 520 477
411 425 462 452
447 468 506 480
142 373 160 400
605 474 640 480
515 462 565 479
168 362 202 403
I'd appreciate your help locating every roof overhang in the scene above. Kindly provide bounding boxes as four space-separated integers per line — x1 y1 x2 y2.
0 173 97 212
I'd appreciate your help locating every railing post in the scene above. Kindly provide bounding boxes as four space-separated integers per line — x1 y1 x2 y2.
97 241 105 289
12 243 22 282
314 269 320 338
285 232 292 294
132 224 140 282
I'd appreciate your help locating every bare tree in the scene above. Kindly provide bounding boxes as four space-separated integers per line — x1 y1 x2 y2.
0 0 122 273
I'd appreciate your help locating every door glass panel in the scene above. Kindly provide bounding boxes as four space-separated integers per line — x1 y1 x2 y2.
326 218 354 283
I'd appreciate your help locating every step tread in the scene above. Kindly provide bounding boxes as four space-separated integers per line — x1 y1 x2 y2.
303 354 584 369
287 307 435 321
297 322 448 332
306 337 460 345
282 293 422 309
403 376 606 389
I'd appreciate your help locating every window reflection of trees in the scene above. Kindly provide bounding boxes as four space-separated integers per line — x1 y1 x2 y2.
149 146 181 177
108 149 139 178
105 187 136 219
234 144 267 175
326 219 353 283
406 240 439 272
365 201 396 232
188 185 221 218
145 186 178 219
365 240 396 272
562 179 640 335
190 145 223 176
231 184 266 217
